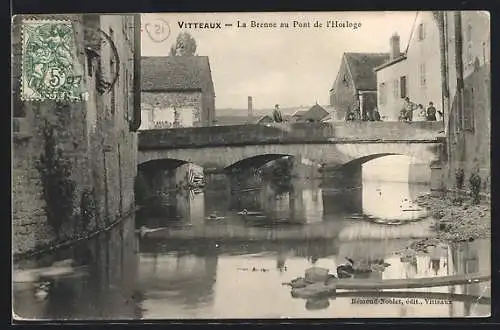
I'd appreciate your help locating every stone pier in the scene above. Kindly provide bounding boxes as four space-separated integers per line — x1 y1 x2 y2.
430 161 445 196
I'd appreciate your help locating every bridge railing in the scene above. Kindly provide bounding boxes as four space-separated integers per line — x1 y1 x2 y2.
138 121 444 149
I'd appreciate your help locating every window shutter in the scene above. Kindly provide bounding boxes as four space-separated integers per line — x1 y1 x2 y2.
463 87 474 131
400 76 407 98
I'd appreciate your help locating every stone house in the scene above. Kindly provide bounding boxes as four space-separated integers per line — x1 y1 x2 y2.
320 106 341 122
375 12 443 121
435 11 490 194
12 14 141 256
329 52 389 121
141 56 216 128
292 104 329 123
291 110 308 122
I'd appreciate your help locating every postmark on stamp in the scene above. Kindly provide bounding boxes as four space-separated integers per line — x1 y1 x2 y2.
21 20 84 102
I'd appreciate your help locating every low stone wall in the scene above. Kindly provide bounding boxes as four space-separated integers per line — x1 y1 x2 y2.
138 122 444 150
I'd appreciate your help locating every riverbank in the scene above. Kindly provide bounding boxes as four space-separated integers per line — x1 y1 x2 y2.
409 191 490 250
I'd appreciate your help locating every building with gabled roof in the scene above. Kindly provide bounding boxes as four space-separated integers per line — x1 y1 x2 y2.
141 56 216 128
293 103 330 122
374 12 442 121
329 52 389 120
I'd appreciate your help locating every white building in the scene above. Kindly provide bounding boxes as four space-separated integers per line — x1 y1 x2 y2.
375 12 442 121
139 109 152 130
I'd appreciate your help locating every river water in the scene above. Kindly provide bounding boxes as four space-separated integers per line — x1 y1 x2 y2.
12 179 491 320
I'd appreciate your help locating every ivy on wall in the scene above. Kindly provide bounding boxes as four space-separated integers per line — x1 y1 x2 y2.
36 119 77 238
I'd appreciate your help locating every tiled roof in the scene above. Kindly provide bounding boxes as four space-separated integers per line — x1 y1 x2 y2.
303 104 329 120
292 110 308 117
141 56 215 93
374 54 407 72
255 115 274 123
344 52 390 91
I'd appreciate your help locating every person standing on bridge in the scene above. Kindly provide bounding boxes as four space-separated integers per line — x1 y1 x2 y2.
403 97 416 122
372 107 381 121
426 102 437 121
273 104 283 123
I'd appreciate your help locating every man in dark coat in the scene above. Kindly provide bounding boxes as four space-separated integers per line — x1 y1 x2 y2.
273 104 283 123
426 101 437 121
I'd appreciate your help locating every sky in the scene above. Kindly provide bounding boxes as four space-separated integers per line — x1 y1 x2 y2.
141 12 418 109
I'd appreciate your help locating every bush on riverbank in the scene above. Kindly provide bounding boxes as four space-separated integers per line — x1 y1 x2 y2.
415 192 490 242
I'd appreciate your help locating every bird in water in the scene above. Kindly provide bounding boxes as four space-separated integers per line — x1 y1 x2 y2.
208 212 222 220
34 281 51 300
136 226 163 238
336 257 355 279
237 209 263 216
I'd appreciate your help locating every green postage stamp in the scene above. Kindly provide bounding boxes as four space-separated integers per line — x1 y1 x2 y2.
21 19 85 101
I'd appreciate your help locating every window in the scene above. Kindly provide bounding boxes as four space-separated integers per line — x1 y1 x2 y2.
482 42 487 64
466 25 473 66
379 83 386 105
124 68 129 121
393 79 399 98
419 63 426 87
400 76 407 98
463 87 474 131
418 23 425 41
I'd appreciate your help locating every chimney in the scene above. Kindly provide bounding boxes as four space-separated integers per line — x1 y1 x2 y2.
390 33 401 60
248 96 253 117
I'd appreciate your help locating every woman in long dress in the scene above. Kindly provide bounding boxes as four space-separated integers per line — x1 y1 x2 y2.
414 104 427 122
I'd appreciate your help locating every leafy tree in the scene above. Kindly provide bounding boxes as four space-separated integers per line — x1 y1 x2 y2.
170 32 197 56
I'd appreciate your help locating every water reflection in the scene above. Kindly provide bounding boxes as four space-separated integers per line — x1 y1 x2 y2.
139 179 430 228
362 181 429 221
12 178 491 319
13 214 141 320
139 253 217 316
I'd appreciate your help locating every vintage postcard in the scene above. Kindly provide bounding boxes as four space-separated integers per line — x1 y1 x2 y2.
12 11 491 320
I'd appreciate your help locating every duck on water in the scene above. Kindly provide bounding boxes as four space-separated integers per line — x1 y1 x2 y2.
34 281 51 300
237 209 264 216
237 209 266 220
336 257 391 279
207 211 225 221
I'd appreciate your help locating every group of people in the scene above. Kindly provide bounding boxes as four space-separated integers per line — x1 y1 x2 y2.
399 97 442 122
345 108 381 122
153 120 173 129
272 99 441 124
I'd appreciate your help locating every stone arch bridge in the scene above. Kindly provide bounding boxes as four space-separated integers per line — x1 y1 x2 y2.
138 122 446 189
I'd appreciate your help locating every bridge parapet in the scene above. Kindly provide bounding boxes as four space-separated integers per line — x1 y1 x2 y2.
139 122 444 150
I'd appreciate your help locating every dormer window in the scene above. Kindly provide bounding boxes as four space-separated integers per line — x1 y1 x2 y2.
342 74 349 87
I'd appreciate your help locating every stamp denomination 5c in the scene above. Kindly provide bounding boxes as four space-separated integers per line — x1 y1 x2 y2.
21 20 84 102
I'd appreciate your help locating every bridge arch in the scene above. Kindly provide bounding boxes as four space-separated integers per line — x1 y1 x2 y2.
138 158 190 172
224 153 292 172
334 152 430 169
139 143 442 170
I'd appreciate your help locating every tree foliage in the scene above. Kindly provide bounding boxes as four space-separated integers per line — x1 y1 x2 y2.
36 120 77 237
170 32 197 56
